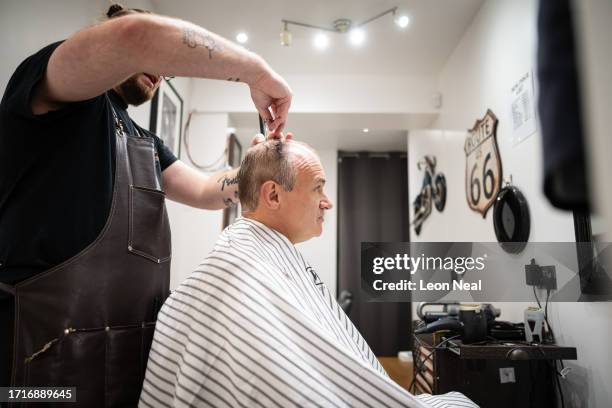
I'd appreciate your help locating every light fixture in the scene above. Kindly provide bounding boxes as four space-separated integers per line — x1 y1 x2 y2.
313 33 329 50
236 32 248 44
280 6 405 48
395 14 410 29
363 128 369 133
280 21 292 46
349 28 365 46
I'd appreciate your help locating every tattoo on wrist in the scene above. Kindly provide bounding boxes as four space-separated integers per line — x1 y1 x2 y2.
182 27 221 59
218 175 240 191
227 78 241 82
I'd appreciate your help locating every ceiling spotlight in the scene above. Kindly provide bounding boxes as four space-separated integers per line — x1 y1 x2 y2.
236 32 248 44
313 33 329 50
280 22 292 46
349 28 365 46
395 15 410 29
363 128 369 133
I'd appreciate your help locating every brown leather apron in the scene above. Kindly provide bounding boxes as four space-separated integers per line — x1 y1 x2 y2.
0 105 171 407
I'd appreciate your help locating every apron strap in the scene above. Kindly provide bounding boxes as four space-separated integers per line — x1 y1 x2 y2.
0 282 15 296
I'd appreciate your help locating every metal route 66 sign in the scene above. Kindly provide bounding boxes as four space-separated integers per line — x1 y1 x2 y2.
465 110 503 217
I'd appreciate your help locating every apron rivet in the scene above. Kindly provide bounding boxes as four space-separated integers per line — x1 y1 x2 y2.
128 245 132 251
157 259 161 264
64 328 69 335
105 326 110 332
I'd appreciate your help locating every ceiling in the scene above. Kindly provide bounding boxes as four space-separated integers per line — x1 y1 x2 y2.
229 112 436 150
151 0 484 76
151 0 484 150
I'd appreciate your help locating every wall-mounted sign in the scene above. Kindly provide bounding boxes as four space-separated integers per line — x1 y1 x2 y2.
465 110 503 218
412 155 447 235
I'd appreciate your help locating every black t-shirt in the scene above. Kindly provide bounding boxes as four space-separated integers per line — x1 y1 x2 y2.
0 41 177 286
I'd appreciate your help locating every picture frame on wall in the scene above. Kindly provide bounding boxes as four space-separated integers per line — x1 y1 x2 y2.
149 78 183 158
223 133 243 229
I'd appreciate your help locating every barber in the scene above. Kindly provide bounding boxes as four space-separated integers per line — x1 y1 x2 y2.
0 4 291 406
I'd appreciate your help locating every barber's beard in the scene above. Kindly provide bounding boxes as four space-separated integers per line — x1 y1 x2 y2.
117 75 156 106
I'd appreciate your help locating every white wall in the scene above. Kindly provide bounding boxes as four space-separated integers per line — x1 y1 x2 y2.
295 149 338 295
190 74 439 114
0 0 155 94
166 112 229 289
409 1 611 407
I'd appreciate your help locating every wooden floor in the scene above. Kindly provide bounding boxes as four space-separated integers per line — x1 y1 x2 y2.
378 357 413 392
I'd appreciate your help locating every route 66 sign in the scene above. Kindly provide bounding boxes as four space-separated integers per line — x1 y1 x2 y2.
465 110 503 217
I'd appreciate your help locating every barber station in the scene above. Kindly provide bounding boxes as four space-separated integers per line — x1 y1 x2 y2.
0 1 611 407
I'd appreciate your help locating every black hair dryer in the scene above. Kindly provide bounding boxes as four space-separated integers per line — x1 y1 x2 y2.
415 302 497 344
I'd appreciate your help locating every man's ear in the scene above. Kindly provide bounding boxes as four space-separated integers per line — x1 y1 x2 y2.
259 181 280 210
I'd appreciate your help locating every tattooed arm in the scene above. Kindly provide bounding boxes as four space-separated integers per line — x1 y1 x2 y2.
161 133 292 210
34 13 291 134
162 161 240 210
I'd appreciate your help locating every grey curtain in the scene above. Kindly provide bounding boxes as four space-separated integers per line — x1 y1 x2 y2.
337 151 411 356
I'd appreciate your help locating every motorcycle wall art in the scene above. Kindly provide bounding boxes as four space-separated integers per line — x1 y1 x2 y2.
465 109 503 217
412 155 447 235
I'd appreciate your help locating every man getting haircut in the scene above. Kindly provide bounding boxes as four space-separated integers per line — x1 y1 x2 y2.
141 141 477 407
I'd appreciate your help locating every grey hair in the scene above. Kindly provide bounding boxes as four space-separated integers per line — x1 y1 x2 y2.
238 140 313 212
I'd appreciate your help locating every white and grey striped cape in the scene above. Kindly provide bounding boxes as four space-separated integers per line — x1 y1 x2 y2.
140 218 478 408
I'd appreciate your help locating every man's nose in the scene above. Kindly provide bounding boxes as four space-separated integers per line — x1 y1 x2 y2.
320 197 333 210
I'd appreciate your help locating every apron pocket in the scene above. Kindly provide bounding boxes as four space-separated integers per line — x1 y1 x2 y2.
126 136 161 190
23 323 156 407
106 323 155 406
24 328 106 401
128 186 171 263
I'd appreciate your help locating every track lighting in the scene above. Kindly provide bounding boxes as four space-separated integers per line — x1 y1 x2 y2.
313 33 329 50
349 28 365 46
280 6 408 49
280 21 292 46
395 14 410 29
235 32 248 44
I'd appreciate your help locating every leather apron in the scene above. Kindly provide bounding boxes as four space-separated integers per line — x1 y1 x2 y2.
0 104 171 407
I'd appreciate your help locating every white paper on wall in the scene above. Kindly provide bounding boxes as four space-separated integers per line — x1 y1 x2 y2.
508 70 537 146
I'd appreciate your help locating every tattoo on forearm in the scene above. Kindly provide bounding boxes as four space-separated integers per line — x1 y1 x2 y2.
227 78 240 82
218 175 240 191
223 197 236 208
222 189 240 208
182 27 221 59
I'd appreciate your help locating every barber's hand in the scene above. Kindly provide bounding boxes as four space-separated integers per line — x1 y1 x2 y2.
250 132 293 146
249 68 292 138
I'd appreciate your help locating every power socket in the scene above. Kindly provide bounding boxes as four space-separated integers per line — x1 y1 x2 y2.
525 259 557 290
540 266 557 290
525 259 541 286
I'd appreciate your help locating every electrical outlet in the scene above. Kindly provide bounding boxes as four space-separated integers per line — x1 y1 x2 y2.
499 367 516 384
525 261 541 286
540 266 557 290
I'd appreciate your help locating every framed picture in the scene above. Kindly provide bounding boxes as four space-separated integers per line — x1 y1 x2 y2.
223 133 243 228
149 78 183 158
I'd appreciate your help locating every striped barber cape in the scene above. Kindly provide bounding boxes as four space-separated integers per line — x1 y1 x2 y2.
140 218 478 408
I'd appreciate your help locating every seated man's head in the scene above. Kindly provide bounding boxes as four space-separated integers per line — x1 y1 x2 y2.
238 140 333 244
